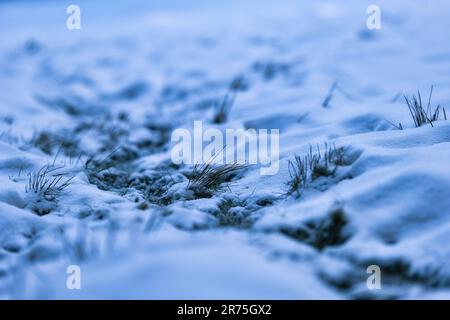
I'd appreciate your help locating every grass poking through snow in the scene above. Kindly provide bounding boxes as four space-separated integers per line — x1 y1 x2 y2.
212 92 237 124
403 86 446 128
187 149 247 197
287 143 348 197
25 165 74 215
188 161 246 197
25 165 74 200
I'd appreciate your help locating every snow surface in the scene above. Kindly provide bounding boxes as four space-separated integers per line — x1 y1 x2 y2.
0 0 450 299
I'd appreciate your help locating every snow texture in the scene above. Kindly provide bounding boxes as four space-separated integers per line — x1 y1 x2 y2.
0 0 449 299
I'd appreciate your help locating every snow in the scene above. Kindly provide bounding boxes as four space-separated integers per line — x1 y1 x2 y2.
23 226 338 299
0 0 450 299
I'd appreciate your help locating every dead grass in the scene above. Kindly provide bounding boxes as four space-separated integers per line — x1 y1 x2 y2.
287 143 348 197
25 165 74 201
212 92 237 124
188 161 246 197
187 149 247 197
403 86 446 128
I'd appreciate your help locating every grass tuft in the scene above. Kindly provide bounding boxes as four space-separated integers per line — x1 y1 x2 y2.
188 162 246 197
187 149 247 197
287 143 348 197
403 86 446 128
25 165 74 215
212 92 237 124
25 165 74 200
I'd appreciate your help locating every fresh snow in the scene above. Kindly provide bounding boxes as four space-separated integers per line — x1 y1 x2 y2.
0 0 450 299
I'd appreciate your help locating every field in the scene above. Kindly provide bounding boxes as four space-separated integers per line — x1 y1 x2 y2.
0 0 449 299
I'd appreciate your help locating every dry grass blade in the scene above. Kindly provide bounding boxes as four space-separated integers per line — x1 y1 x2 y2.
212 92 237 124
288 155 308 196
287 143 348 197
403 86 443 127
26 165 74 200
84 146 122 174
322 80 338 108
188 162 246 193
187 148 247 196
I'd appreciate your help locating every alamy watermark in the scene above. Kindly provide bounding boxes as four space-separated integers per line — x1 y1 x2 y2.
66 5 81 30
66 265 81 290
64 5 379 32
171 121 280 175
366 5 381 30
366 265 382 290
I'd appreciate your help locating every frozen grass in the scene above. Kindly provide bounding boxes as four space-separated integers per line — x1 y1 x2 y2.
403 86 447 128
212 92 237 124
25 164 74 215
321 81 357 108
187 150 247 197
287 143 348 197
188 161 246 197
25 165 74 200
84 147 123 175
321 80 338 108
3 0 450 300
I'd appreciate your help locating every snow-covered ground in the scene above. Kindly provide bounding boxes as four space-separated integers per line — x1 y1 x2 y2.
1 0 450 299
